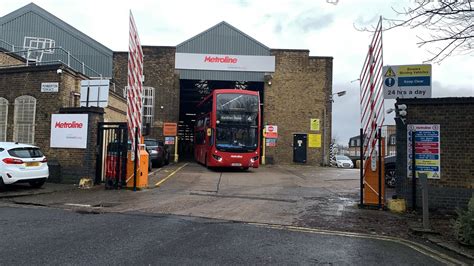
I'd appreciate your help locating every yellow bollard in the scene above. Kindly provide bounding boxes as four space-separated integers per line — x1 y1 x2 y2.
174 137 179 163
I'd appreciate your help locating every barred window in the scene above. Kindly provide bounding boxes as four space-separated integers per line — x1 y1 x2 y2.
0 98 8 141
142 86 155 125
13 96 36 144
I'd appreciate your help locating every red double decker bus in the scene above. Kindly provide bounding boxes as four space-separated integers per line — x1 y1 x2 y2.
194 89 261 169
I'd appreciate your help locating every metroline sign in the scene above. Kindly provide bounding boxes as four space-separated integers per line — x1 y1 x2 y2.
175 53 275 72
50 114 88 149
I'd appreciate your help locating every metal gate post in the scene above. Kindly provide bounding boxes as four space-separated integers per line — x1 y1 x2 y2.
120 125 128 188
378 128 382 209
411 130 417 210
133 126 138 191
115 129 122 188
360 128 364 207
95 122 104 184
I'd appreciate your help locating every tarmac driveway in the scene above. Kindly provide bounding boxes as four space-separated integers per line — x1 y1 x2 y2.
2 163 471 263
1 162 361 226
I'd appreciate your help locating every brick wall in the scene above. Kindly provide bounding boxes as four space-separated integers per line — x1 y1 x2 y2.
104 92 127 122
56 107 103 183
0 64 107 183
113 47 179 152
395 97 474 210
113 48 333 165
264 50 333 165
0 51 24 66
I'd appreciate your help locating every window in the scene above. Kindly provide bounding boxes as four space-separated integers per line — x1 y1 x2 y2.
125 86 155 126
0 98 8 141
13 96 36 144
389 134 396 145
142 86 155 125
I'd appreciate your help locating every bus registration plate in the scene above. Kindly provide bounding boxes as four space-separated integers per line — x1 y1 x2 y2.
231 163 242 167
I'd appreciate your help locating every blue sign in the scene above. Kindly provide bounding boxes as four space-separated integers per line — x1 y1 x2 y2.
415 154 439 160
398 76 430 87
415 136 439 142
384 77 395 87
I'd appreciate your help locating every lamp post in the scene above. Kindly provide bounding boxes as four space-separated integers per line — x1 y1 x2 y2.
322 90 346 166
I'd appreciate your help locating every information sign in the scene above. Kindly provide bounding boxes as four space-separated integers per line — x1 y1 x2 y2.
407 124 441 179
308 134 321 148
383 64 431 99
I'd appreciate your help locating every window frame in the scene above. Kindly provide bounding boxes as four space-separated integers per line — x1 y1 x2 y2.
13 95 37 144
0 97 8 142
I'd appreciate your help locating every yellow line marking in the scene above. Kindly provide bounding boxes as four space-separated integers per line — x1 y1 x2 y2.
154 163 188 187
247 223 465 265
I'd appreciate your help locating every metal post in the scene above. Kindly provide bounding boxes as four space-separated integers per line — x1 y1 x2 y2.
82 62 85 74
262 130 266 165
322 106 327 166
95 123 104 184
115 129 122 189
360 128 364 207
86 86 90 107
174 137 179 163
411 130 416 210
67 51 70 67
378 128 382 209
419 173 430 229
133 126 138 191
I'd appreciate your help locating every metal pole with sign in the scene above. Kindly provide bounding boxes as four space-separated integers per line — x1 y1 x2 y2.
411 130 416 210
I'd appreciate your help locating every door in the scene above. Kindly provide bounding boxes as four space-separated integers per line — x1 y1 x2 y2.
293 134 307 163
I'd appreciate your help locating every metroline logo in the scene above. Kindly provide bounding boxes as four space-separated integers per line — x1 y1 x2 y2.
204 56 238 64
55 121 83 128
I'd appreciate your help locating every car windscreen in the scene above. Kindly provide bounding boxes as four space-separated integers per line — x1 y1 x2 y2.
336 155 350 160
8 147 44 158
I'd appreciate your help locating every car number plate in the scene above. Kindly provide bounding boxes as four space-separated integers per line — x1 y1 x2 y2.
231 163 242 167
25 162 40 167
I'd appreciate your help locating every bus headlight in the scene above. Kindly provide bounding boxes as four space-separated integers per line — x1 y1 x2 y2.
212 154 222 162
250 156 259 163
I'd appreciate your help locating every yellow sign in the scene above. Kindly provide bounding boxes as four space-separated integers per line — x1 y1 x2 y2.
310 119 320 131
207 128 211 136
397 65 431 77
308 134 321 148
384 67 396 77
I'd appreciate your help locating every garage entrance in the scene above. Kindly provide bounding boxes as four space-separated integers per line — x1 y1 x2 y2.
178 79 264 160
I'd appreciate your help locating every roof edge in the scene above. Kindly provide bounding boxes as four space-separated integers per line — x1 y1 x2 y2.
0 3 113 55
176 21 270 52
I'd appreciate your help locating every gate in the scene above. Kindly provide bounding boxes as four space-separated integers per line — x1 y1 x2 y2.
96 122 128 188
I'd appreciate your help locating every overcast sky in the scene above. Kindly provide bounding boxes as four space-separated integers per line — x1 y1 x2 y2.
2 0 473 144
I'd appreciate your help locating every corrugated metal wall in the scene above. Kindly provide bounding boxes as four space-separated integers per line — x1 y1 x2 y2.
176 22 270 82
0 4 112 77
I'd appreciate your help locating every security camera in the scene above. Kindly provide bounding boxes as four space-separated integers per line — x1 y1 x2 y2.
56 69 63 74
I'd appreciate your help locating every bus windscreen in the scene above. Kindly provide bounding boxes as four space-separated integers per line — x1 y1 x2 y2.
215 94 259 152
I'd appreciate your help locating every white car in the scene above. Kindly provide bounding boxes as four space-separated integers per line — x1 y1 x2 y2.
0 142 49 188
335 155 354 168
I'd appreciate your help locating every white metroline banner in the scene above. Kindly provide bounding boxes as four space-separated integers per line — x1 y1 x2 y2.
175 53 275 72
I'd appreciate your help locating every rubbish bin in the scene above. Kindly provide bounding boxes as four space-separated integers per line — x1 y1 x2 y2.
47 159 62 183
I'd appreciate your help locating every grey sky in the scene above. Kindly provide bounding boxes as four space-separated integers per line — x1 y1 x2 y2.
2 0 473 145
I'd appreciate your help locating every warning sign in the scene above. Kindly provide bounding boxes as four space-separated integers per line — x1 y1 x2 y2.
266 138 277 147
308 134 321 148
265 125 278 139
384 67 395 77
163 122 177 136
383 64 432 99
165 136 175 145
310 118 320 131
